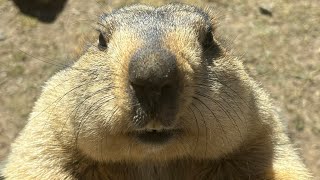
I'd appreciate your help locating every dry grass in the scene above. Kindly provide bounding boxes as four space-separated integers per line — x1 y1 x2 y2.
0 0 319 178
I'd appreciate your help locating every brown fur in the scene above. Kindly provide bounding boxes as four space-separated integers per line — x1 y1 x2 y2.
2 3 312 179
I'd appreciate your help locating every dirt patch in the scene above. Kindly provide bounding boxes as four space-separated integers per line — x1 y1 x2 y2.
0 0 319 178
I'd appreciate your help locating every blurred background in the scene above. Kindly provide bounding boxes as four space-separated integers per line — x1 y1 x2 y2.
0 0 319 178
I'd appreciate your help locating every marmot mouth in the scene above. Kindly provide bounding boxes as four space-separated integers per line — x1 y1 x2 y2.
132 129 182 144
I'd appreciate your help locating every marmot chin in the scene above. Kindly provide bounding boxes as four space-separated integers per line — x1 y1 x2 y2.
2 3 312 180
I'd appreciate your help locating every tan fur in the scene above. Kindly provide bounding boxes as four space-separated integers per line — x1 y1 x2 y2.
2 3 312 180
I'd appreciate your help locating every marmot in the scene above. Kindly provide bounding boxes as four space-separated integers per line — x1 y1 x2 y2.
2 3 312 179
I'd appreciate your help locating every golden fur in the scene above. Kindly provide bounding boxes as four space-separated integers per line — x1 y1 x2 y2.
2 3 312 179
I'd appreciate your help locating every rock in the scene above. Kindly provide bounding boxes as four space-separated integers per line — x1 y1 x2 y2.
259 5 273 17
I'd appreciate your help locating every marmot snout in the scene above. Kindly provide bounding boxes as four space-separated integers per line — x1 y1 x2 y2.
128 47 179 130
2 3 312 179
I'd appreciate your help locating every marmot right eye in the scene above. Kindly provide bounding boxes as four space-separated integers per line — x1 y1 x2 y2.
202 30 214 50
98 32 107 50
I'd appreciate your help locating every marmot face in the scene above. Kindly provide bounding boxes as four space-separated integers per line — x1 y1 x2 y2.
71 4 251 162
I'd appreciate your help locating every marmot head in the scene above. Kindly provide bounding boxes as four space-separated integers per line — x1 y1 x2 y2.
68 3 253 162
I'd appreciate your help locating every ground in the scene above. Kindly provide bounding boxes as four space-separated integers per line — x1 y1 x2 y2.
0 0 319 178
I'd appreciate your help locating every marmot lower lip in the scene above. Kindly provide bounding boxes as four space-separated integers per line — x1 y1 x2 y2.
132 129 182 144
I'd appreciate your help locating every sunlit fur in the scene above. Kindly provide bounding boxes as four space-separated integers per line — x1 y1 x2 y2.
3 3 312 179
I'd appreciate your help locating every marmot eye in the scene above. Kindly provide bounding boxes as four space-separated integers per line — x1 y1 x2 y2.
202 30 214 49
98 32 107 50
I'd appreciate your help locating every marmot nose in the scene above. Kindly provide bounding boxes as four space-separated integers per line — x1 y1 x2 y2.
128 47 179 108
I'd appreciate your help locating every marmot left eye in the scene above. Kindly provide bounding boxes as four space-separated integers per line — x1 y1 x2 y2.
98 32 107 50
202 31 214 49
